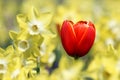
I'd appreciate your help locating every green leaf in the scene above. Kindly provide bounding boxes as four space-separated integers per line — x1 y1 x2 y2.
17 14 28 30
32 7 39 18
9 31 18 40
107 44 117 56
0 48 5 53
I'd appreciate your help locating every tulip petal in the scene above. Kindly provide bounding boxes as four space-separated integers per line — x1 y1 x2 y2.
60 20 77 56
77 23 95 57
74 21 88 43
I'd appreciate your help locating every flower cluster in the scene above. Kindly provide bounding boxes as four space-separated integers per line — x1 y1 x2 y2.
0 7 56 80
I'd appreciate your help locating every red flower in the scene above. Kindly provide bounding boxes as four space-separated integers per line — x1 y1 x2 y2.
60 20 95 58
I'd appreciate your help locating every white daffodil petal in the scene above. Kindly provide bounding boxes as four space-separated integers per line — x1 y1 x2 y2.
11 69 20 79
39 43 46 56
48 53 56 64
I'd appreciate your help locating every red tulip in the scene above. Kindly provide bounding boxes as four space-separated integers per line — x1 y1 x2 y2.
60 20 95 58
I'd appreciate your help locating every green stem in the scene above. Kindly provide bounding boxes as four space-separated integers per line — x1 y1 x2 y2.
74 55 79 60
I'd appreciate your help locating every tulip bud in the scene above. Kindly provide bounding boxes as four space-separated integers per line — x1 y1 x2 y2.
60 20 95 58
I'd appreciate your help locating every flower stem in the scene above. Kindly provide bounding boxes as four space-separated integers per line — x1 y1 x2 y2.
74 55 79 60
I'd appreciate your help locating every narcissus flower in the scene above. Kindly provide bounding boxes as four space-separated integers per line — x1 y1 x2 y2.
60 20 95 58
28 20 44 35
0 59 7 74
18 40 29 52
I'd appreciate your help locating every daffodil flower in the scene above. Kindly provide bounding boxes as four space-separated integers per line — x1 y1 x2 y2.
18 40 30 52
28 20 45 35
0 59 7 74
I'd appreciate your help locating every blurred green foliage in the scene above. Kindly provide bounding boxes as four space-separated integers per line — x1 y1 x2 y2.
0 0 120 80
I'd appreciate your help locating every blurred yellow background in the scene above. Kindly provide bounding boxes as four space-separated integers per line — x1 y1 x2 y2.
0 0 120 80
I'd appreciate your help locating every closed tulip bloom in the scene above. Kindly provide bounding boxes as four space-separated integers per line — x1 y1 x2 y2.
60 20 95 58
